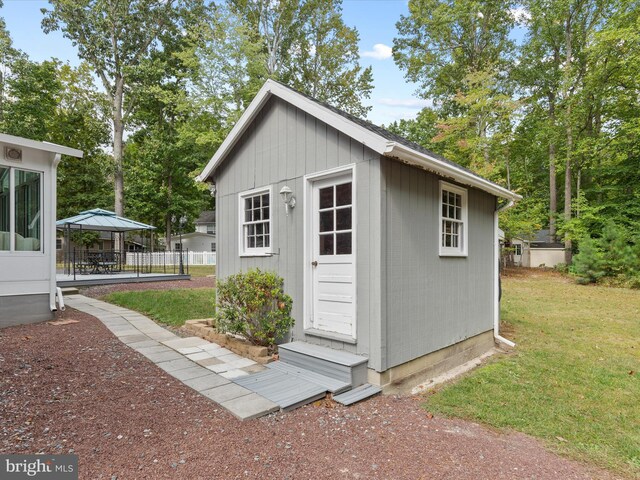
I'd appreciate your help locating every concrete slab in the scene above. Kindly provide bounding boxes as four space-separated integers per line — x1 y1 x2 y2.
162 337 209 349
225 358 256 369
186 351 216 362
157 358 195 373
197 357 223 367
171 366 212 382
200 342 222 351
200 383 253 404
177 346 204 355
143 350 184 363
119 334 151 345
127 340 161 349
137 345 174 356
217 353 243 363
206 363 230 374
220 393 280 421
146 331 178 342
183 373 230 392
220 369 250 379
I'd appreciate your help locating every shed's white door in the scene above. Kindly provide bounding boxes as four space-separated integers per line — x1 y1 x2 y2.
310 173 355 338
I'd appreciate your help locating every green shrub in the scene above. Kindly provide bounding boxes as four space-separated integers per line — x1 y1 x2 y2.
214 269 294 349
571 236 604 284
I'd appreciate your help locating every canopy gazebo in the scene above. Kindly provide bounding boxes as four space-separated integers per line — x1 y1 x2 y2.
56 208 156 276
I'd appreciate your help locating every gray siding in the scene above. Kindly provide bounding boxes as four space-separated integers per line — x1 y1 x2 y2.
213 97 384 370
381 158 496 370
0 294 53 328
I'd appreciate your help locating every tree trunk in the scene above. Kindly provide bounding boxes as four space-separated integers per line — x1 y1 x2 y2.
563 17 573 265
548 97 557 243
113 77 125 218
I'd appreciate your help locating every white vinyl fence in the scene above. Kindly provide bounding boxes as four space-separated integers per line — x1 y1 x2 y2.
126 251 216 266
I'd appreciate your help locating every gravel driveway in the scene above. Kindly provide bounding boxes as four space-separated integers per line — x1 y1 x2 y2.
0 309 619 479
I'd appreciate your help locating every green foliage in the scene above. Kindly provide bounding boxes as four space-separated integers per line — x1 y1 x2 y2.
215 269 294 348
571 236 604 284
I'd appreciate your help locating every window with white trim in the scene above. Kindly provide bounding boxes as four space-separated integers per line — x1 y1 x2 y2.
439 181 468 256
239 187 271 255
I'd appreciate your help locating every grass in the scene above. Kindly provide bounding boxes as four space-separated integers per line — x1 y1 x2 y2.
145 265 216 278
424 270 640 477
104 288 215 326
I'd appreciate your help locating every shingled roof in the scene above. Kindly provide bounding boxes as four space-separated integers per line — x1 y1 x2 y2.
199 80 520 202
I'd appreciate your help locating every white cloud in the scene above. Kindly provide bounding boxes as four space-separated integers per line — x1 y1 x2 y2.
377 98 433 109
510 6 531 24
361 43 393 60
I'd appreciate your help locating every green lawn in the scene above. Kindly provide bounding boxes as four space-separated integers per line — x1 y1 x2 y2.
425 271 640 477
143 265 216 278
104 288 215 326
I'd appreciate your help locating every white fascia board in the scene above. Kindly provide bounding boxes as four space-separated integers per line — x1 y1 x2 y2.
197 80 387 182
0 133 83 158
384 142 522 202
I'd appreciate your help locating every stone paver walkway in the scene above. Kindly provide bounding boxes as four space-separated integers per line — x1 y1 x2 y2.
65 294 279 420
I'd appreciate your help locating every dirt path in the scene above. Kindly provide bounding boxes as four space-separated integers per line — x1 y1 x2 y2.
0 309 620 479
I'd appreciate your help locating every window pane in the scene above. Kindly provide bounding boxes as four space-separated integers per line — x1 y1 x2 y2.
261 193 269 206
15 170 40 251
245 198 252 210
336 182 352 206
248 236 255 248
336 207 352 231
319 233 334 255
262 207 269 220
320 186 333 209
320 210 333 232
248 224 255 236
336 232 352 254
255 223 263 235
455 205 461 220
256 235 264 248
0 167 9 251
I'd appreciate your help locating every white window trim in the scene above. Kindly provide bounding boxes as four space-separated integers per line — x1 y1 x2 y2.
0 164 44 255
238 185 273 257
439 180 468 257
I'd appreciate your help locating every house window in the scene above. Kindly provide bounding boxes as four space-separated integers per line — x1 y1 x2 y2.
0 166 42 252
239 186 272 256
56 238 62 250
207 224 215 235
174 243 182 251
211 242 216 252
514 244 522 256
439 181 468 257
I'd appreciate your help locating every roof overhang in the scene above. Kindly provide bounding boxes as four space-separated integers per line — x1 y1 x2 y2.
198 80 521 202
0 133 83 158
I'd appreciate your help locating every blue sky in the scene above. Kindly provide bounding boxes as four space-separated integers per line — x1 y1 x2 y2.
2 0 420 126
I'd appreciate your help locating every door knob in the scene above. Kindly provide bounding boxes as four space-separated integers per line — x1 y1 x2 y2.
311 260 318 267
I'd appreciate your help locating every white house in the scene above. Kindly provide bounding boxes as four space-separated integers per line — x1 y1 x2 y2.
173 231 216 252
0 133 82 327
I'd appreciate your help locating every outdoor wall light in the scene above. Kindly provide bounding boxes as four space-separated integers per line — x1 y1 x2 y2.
279 185 296 216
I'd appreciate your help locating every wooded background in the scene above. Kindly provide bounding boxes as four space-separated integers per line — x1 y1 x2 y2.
1 0 638 280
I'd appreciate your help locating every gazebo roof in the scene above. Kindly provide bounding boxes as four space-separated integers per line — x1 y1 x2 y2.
56 209 156 232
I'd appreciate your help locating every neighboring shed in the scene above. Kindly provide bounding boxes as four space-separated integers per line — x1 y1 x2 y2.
173 231 216 252
0 133 82 327
199 80 521 392
505 229 565 268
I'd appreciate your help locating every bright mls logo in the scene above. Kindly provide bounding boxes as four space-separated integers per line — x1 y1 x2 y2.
1 455 78 480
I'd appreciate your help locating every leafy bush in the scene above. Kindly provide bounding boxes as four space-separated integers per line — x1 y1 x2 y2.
214 269 294 349
571 236 604 284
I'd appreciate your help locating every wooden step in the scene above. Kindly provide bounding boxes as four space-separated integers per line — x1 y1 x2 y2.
333 384 382 406
267 361 351 394
278 341 368 388
233 369 326 411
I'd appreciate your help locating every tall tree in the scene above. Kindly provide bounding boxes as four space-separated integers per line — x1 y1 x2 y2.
42 0 209 218
229 0 374 117
393 0 516 114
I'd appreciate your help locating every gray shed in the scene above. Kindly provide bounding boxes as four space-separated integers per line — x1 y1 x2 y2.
199 80 521 392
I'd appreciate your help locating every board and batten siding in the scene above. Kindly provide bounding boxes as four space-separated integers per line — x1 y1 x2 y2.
381 158 496 370
213 97 384 371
